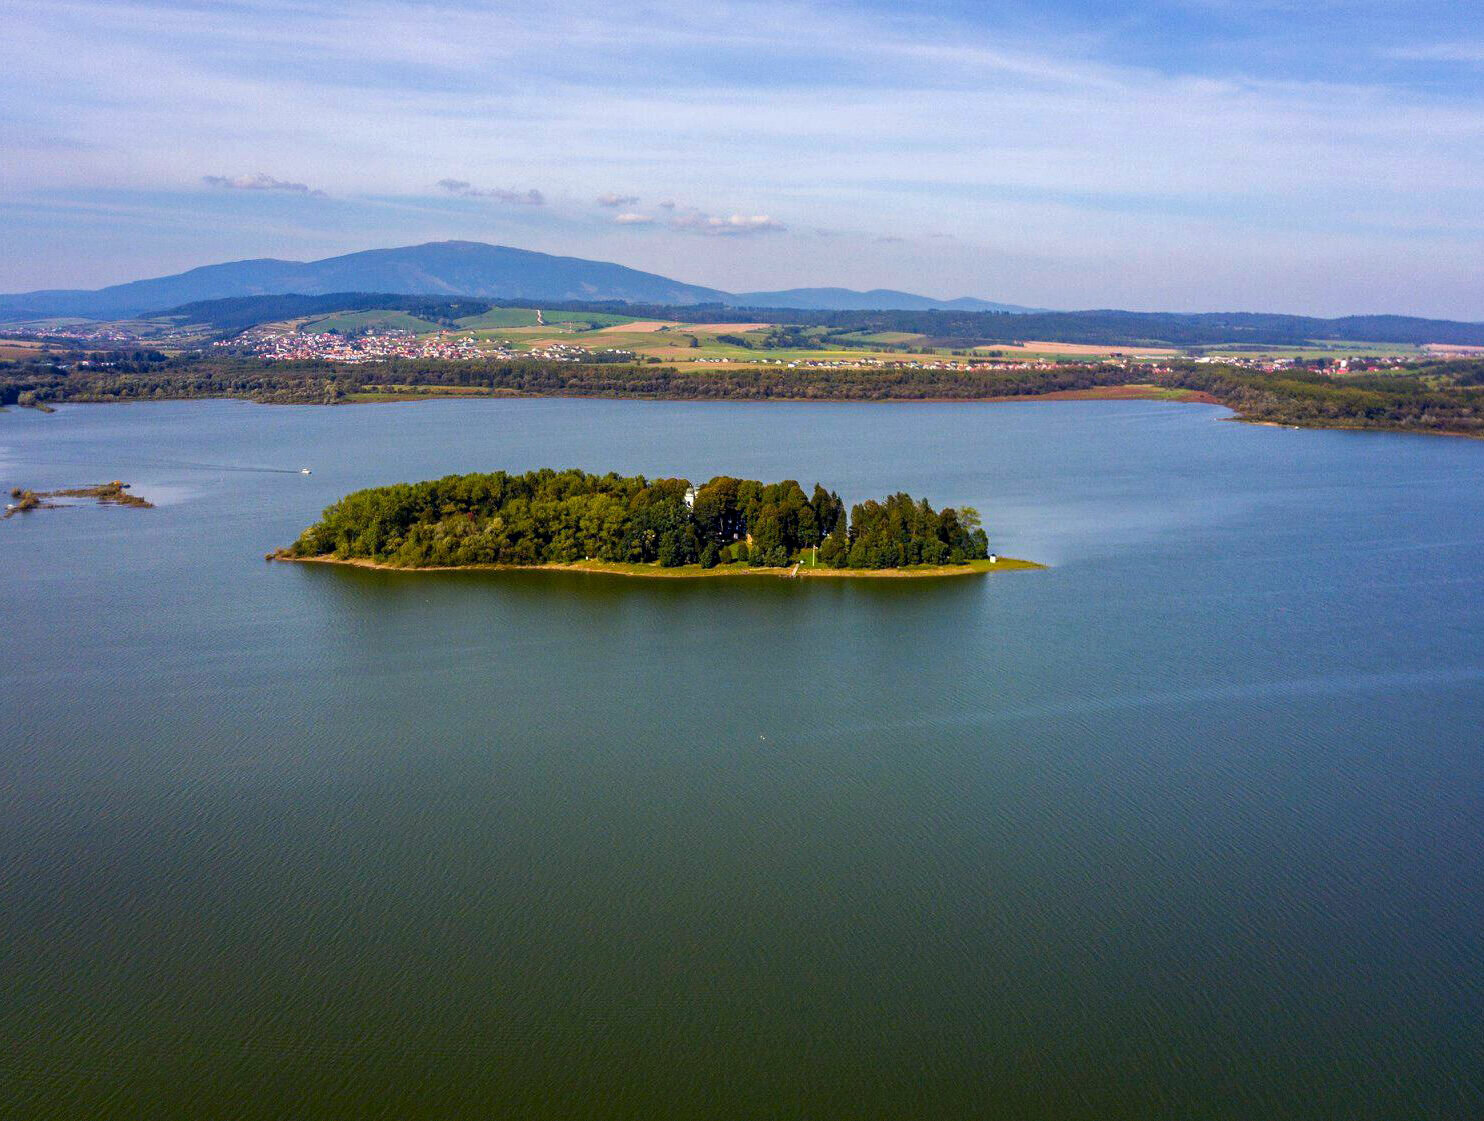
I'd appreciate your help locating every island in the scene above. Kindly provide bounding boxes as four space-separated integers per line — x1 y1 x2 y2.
272 469 1042 578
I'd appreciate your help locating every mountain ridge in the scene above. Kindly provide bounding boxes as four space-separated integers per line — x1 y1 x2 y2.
732 287 1033 312
0 240 1031 320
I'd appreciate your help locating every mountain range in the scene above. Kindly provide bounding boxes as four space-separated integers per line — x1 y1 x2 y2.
0 241 1033 321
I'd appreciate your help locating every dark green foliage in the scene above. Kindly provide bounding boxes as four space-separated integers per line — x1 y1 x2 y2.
760 325 824 350
287 469 989 569
819 523 850 567
831 495 987 569
1161 366 1484 435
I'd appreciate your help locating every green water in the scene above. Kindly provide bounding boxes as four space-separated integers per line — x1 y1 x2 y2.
2 399 1480 1118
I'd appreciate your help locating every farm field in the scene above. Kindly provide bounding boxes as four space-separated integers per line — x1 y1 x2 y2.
975 340 1180 357
300 310 446 334
453 308 639 330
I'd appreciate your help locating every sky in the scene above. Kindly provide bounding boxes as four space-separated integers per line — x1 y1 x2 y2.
1 0 1482 317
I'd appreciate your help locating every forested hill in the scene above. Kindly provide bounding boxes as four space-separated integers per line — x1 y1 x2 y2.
151 291 1484 348
285 469 991 570
730 287 1035 313
164 293 498 331
664 306 1484 347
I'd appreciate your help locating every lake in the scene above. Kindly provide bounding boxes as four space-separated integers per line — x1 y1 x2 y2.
2 397 1481 1119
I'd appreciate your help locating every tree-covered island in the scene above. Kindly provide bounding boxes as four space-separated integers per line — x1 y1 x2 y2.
276 468 1038 577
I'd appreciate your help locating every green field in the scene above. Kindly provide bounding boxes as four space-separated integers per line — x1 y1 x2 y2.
454 309 638 330
1188 341 1424 360
300 310 445 334
833 330 924 345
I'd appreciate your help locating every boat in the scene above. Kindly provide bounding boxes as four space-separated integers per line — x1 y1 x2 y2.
300 467 312 475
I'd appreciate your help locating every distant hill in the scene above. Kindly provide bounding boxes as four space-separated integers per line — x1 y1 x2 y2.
160 293 498 331
721 307 1484 348
0 241 1034 321
0 242 730 321
5 241 1478 342
729 287 1035 312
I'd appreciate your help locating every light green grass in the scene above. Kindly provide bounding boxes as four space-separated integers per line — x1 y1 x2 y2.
454 309 638 330
301 310 445 334
835 330 926 345
453 308 541 328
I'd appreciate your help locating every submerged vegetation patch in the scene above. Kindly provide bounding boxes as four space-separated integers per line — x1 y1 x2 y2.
4 481 153 518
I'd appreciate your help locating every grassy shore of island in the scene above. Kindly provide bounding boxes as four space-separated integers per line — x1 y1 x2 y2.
272 552 1044 579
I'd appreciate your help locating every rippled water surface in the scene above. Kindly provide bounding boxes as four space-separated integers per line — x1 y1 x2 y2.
2 398 1481 1119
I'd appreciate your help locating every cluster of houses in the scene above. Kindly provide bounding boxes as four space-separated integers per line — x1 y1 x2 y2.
4 323 158 345
1190 354 1413 373
745 356 1074 373
216 329 641 366
223 329 512 364
527 342 637 363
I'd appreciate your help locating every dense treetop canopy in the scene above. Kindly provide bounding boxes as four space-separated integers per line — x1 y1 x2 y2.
288 469 990 570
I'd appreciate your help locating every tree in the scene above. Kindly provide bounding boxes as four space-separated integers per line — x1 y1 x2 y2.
819 523 849 567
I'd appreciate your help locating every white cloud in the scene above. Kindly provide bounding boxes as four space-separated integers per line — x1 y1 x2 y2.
596 193 640 207
669 210 786 236
613 212 653 224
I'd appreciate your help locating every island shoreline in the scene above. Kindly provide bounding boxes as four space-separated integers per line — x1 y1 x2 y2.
273 553 1045 580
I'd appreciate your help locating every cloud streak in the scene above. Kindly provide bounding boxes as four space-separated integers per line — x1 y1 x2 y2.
1385 42 1484 63
203 173 324 196
436 179 544 205
596 193 639 207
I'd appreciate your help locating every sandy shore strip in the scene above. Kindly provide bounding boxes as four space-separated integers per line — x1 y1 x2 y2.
273 554 1044 579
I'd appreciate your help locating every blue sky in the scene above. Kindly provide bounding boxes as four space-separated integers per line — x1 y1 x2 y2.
2 0 1482 316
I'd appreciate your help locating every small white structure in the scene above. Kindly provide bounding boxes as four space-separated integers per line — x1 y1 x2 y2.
988 553 998 564
684 485 697 510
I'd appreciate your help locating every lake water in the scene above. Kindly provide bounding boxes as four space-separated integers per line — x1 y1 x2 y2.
2 398 1481 1119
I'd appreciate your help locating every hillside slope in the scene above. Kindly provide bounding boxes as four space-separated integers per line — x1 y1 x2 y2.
730 287 1034 312
0 242 730 320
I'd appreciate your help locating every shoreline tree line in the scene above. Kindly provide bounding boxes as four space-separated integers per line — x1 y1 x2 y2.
3 352 1482 437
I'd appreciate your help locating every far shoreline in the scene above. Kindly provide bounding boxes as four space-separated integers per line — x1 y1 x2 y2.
16 395 1482 440
273 553 1046 580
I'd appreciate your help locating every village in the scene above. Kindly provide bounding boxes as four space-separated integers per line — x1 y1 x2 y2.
220 328 502 363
